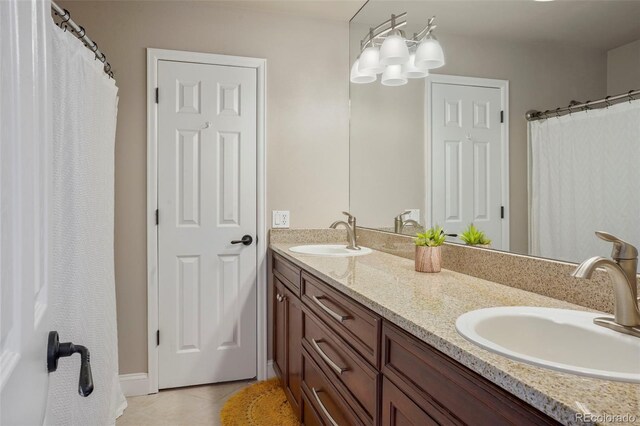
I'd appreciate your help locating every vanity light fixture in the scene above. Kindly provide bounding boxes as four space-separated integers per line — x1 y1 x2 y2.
351 14 443 85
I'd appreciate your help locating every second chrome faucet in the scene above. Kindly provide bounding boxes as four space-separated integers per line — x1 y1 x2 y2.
330 211 360 250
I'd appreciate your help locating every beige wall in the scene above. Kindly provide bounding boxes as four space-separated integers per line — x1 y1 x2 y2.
607 39 640 94
60 1 350 374
350 31 607 254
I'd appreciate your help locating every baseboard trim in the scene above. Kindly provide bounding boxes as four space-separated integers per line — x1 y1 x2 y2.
266 360 276 379
119 373 150 397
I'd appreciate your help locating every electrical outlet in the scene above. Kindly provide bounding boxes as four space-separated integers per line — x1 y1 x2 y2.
405 209 421 223
272 210 290 228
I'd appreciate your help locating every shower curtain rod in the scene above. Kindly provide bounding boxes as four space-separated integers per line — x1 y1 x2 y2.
51 1 113 78
525 88 639 121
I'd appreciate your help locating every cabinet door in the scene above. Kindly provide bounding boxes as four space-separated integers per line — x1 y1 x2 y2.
274 277 287 381
381 378 439 426
285 286 303 416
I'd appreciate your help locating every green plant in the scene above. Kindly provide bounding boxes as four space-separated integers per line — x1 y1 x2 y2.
459 223 491 246
415 225 446 247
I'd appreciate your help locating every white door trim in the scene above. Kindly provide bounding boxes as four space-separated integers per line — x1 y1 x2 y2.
425 74 510 250
146 48 267 394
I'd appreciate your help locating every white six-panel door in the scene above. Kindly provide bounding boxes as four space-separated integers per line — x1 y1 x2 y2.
431 82 505 249
157 60 257 389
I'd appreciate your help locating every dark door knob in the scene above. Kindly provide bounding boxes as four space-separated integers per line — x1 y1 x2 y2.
47 331 94 397
231 235 253 246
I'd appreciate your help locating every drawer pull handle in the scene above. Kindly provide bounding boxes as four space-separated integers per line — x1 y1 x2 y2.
312 387 339 426
311 295 351 323
311 339 347 375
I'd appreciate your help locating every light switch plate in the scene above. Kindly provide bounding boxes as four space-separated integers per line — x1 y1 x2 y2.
405 209 420 223
272 210 290 228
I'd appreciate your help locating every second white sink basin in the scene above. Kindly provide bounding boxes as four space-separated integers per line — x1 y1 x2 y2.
456 307 640 383
289 244 372 257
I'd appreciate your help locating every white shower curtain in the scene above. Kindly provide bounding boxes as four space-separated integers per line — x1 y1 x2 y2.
529 101 640 267
45 17 126 425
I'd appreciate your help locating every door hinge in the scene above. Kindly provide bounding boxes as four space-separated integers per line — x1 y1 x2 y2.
155 87 159 104
155 209 159 225
500 110 504 123
501 206 505 219
156 330 160 346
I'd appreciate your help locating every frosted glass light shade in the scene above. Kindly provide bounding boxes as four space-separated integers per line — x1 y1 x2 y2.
358 46 385 74
379 33 410 66
402 53 429 78
381 64 407 86
415 37 445 69
350 59 376 84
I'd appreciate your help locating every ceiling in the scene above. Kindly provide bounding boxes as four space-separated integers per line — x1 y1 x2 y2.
215 0 367 21
352 0 640 51
63 0 368 22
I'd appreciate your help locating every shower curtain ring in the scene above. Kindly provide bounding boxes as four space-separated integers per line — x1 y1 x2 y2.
91 43 99 60
604 96 612 108
584 100 592 112
629 90 636 103
75 26 86 38
60 9 71 23
555 108 561 118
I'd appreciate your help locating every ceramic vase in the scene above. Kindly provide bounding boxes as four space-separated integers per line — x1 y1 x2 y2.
415 246 442 273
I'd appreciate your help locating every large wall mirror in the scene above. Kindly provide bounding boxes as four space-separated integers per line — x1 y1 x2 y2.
349 0 640 268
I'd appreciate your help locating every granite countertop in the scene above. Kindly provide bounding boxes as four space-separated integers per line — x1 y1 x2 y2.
270 243 640 426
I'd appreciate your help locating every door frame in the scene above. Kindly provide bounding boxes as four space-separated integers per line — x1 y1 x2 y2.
424 74 510 250
146 48 267 394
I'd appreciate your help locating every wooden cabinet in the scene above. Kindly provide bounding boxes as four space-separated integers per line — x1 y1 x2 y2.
381 377 441 426
286 285 303 413
272 254 303 416
302 348 365 426
302 305 379 425
273 276 286 380
271 251 559 426
302 271 381 368
381 322 558 426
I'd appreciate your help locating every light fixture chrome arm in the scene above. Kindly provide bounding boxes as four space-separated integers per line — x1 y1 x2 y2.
360 16 408 51
359 14 437 53
413 16 437 41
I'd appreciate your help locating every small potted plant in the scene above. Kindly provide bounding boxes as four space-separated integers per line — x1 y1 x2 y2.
459 224 491 247
414 225 446 273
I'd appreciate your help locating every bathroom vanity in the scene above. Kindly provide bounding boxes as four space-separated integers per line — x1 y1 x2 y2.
269 239 639 426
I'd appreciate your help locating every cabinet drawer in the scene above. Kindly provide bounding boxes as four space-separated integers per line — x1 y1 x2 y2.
302 389 324 426
302 271 381 367
382 322 559 426
302 348 364 426
303 307 378 424
273 253 301 294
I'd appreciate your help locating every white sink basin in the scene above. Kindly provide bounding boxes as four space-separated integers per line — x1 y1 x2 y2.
289 244 372 257
456 307 640 383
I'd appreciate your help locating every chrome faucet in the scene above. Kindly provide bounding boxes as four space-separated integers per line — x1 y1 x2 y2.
572 231 640 337
394 211 423 234
330 212 360 250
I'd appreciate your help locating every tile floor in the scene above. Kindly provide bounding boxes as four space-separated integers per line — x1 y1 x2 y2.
116 379 255 426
